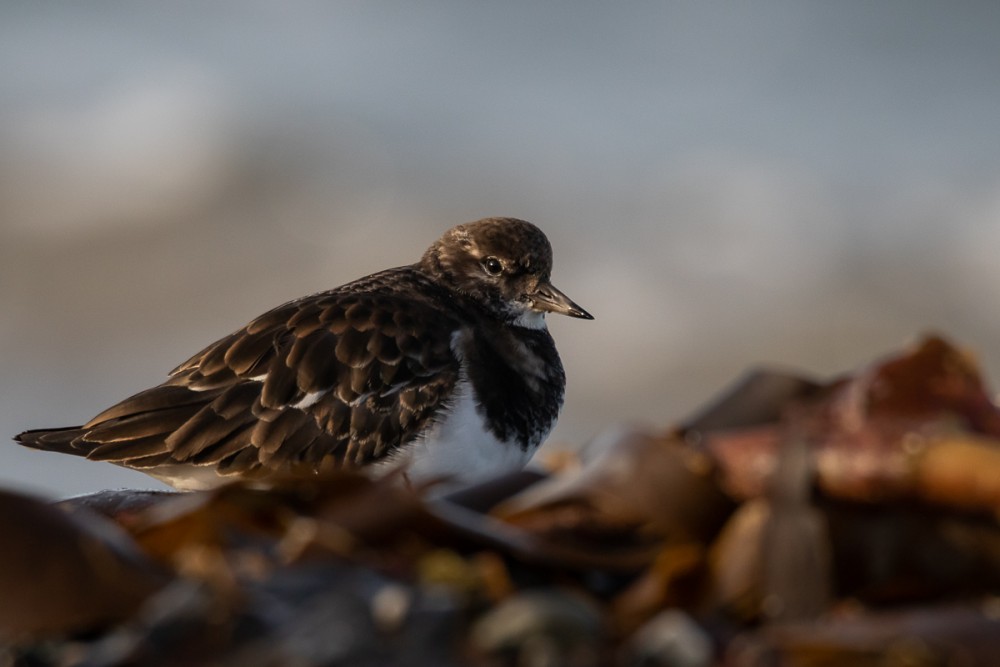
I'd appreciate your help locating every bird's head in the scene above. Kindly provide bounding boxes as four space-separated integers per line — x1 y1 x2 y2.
421 217 593 327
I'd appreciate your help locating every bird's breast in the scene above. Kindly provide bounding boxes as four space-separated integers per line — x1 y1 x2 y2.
459 324 566 451
374 378 533 488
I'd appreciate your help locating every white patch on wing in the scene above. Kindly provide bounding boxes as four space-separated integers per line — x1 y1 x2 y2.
190 370 269 392
293 390 326 409
349 391 375 407
379 381 410 397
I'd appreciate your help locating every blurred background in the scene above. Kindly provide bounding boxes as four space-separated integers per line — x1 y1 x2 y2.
2 2 999 496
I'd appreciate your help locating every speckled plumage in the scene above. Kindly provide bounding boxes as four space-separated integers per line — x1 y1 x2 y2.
15 218 592 489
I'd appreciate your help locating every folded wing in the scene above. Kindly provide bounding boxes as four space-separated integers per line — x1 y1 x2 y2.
16 278 462 481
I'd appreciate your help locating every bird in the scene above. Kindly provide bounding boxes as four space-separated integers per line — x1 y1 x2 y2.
15 218 593 491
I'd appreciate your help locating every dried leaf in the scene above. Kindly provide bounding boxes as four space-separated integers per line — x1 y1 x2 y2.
728 603 1000 667
678 369 822 436
709 436 832 622
912 436 1000 513
704 335 1000 510
609 544 706 637
822 502 1000 603
0 489 169 640
494 428 734 564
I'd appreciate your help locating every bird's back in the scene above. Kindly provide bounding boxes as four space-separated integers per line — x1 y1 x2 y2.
16 266 467 488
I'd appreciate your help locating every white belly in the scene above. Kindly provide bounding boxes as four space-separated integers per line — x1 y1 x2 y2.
375 379 536 489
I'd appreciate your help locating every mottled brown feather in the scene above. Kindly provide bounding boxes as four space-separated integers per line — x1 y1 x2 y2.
18 268 463 481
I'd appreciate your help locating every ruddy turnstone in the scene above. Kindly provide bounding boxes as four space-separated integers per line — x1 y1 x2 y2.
15 218 592 490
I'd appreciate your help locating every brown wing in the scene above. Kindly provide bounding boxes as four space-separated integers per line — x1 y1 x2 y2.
18 278 463 480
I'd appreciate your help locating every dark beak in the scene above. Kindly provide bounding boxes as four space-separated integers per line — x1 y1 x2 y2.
530 281 594 320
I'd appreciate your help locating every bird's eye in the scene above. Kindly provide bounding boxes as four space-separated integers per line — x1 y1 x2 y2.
482 256 503 276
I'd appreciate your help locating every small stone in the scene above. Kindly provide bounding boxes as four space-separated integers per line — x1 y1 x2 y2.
470 589 602 667
371 583 412 633
624 610 712 667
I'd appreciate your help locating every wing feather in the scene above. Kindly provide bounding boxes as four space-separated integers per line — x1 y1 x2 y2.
84 385 213 427
20 269 463 483
87 434 177 461
223 329 277 375
83 404 204 442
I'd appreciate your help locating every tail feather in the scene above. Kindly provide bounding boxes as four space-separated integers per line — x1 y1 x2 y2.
86 434 180 462
14 427 87 455
84 384 215 428
83 404 203 443
15 383 218 465
15 402 205 463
